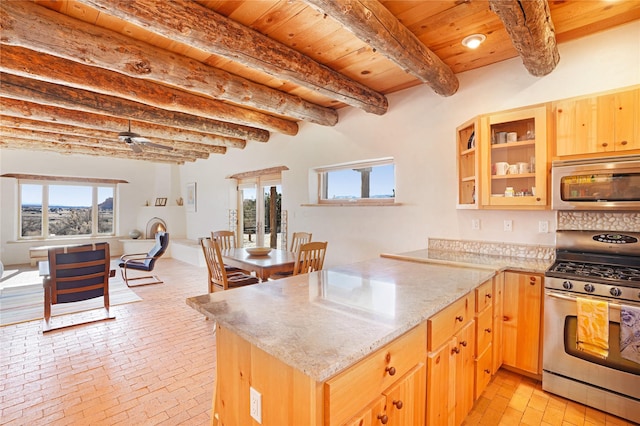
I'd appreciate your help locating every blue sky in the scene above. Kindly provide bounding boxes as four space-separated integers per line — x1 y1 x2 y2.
21 184 113 207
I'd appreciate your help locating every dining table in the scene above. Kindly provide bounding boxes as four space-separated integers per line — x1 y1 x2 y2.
220 247 297 281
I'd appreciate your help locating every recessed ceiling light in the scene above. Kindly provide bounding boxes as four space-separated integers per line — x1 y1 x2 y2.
462 34 486 49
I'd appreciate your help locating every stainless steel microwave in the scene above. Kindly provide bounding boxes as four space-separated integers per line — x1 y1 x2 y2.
551 155 640 210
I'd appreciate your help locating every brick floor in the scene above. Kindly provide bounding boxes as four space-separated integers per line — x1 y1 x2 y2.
1 259 214 426
1 259 636 425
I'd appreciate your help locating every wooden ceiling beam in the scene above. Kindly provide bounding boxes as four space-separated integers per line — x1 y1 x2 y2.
303 0 458 97
0 137 194 165
0 128 210 160
0 98 247 149
0 72 270 142
0 0 338 126
0 117 226 155
489 0 559 77
75 0 388 115
1 45 298 137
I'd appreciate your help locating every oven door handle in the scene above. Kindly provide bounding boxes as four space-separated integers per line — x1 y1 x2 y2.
545 290 637 310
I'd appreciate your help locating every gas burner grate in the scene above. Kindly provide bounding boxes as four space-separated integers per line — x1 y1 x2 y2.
549 261 640 282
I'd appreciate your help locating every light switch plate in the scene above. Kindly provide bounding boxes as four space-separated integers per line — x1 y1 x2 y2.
504 220 513 232
471 219 480 230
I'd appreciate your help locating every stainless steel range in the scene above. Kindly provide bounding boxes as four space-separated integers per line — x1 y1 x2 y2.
543 230 640 423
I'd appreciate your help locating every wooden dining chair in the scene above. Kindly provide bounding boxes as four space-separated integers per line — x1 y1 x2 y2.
290 232 312 253
293 241 328 276
43 242 115 332
201 238 259 292
211 230 249 274
269 232 313 280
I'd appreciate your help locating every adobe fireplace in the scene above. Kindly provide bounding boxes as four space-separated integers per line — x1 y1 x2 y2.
146 217 167 239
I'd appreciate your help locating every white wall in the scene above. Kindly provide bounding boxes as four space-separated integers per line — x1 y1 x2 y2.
0 152 183 264
2 21 639 267
179 21 640 268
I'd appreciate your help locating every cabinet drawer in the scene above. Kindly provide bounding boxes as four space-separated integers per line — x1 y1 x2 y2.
325 322 426 426
475 279 493 313
476 307 493 356
428 293 473 351
475 345 493 400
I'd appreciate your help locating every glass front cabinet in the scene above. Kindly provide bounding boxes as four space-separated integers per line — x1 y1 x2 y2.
457 104 549 209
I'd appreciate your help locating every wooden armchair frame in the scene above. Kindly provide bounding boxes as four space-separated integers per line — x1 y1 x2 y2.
43 242 114 332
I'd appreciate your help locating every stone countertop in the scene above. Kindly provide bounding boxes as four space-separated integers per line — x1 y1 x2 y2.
380 248 554 274
187 256 495 382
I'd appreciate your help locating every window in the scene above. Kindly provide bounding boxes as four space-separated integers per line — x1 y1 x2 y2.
19 180 116 239
316 158 395 205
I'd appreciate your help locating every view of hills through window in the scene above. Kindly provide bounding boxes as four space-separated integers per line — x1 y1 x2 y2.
21 184 114 237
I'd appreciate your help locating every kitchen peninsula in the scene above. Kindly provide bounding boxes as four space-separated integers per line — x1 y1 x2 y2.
188 256 506 425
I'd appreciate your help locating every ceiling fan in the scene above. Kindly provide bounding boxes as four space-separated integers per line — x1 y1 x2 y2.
118 120 173 153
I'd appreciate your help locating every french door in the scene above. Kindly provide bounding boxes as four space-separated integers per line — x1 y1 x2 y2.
237 177 283 249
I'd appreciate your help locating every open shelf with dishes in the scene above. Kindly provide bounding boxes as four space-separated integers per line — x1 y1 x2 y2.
456 104 550 210
456 117 480 208
480 105 549 208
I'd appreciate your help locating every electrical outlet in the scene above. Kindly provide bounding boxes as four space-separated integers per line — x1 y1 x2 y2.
471 219 481 230
504 220 513 232
250 386 262 424
538 220 549 233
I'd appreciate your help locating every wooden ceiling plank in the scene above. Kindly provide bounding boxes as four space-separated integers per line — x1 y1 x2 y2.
303 0 459 97
0 72 270 142
1 1 338 127
1 45 298 136
1 173 128 184
0 98 247 149
488 0 560 77
74 0 388 115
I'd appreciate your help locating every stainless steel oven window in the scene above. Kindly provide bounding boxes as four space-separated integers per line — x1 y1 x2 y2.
560 173 640 202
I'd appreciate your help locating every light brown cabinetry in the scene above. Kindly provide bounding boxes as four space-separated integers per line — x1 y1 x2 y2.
480 105 549 208
346 364 426 426
456 117 480 208
502 272 543 376
474 283 493 400
457 105 550 210
426 293 475 426
554 86 640 158
492 273 504 374
325 322 427 426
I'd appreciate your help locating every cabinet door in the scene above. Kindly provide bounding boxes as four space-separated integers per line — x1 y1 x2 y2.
426 340 453 426
453 321 475 426
384 364 426 426
502 272 543 375
555 97 599 156
480 105 549 208
492 273 504 374
598 89 640 152
345 396 385 426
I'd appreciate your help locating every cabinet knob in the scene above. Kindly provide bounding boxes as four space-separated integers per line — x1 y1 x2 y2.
460 340 468 347
602 142 609 147
451 347 460 355
385 366 396 376
485 293 492 299
377 414 389 424
536 197 541 202
455 315 464 322
503 315 509 322
485 328 492 334
530 277 537 285
484 369 491 374
621 140 628 146
393 400 403 410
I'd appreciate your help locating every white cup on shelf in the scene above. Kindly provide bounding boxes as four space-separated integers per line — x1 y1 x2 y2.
495 162 509 175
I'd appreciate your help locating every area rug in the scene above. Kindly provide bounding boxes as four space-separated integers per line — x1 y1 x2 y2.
0 268 142 327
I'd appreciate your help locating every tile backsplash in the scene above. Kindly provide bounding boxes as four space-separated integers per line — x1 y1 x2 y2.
428 238 554 260
557 211 640 232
